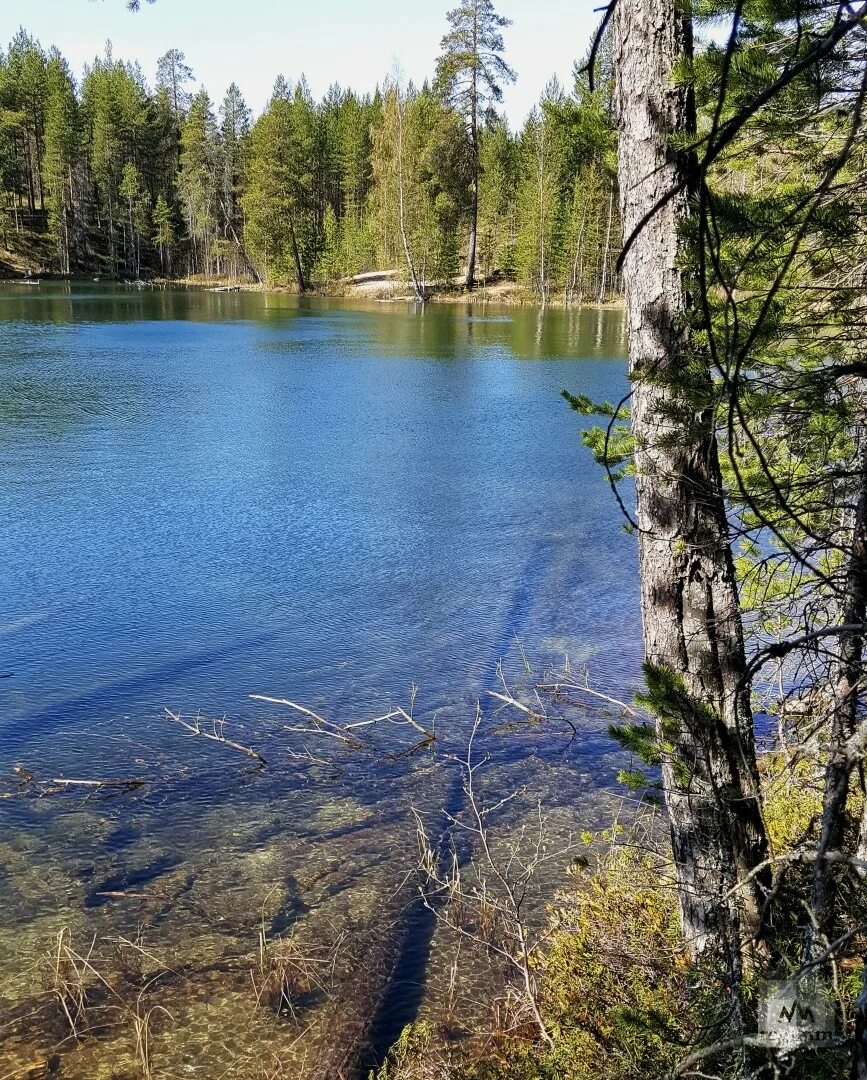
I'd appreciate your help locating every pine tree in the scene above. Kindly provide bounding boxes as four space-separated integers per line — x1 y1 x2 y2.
514 98 567 304
477 116 517 283
218 82 251 276
82 45 154 274
178 88 218 276
156 49 192 121
119 160 147 275
611 0 771 983
4 31 48 216
435 0 515 288
152 191 174 274
43 51 78 273
242 77 316 290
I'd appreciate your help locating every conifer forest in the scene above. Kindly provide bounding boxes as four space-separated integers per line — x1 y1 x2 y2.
0 19 619 300
3 2 867 1080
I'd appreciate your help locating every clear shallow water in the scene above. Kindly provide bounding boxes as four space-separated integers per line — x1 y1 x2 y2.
0 286 639 1075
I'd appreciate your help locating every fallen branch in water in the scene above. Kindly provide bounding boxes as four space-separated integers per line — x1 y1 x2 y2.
164 709 267 765
250 686 435 758
487 663 579 749
1 766 147 798
49 778 146 789
250 696 367 750
537 675 639 717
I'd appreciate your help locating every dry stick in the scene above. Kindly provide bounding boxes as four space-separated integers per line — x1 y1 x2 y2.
49 778 145 788
345 704 434 742
251 693 433 751
4 770 146 796
674 1035 782 1076
485 686 580 744
486 689 547 722
251 694 366 748
414 706 561 1047
537 678 639 716
164 708 267 765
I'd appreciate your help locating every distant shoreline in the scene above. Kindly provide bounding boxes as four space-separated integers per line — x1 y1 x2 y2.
0 270 624 311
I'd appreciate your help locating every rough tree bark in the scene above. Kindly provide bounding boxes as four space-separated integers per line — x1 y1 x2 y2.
856 963 867 1080
613 0 770 972
288 214 306 293
465 43 479 290
811 443 867 950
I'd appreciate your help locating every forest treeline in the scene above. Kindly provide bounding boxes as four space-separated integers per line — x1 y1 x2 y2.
0 23 619 299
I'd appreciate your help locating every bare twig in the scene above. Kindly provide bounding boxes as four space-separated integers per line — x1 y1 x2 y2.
164 708 267 765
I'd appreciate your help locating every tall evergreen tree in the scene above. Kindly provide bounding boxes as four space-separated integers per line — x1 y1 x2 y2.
177 87 218 276
217 82 251 276
43 51 77 272
3 31 48 215
152 190 174 273
155 48 193 121
610 0 770 987
242 77 316 290
435 0 515 288
477 115 517 283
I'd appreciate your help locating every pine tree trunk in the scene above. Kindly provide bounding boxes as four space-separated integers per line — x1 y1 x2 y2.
288 213 306 293
466 146 478 289
856 963 867 1080
465 45 478 291
811 443 867 950
614 0 769 972
597 184 614 304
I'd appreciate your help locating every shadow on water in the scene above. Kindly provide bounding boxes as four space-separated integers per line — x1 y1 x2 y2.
0 286 636 1075
1 625 278 753
367 534 556 1070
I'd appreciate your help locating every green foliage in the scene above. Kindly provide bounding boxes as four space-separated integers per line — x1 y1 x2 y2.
42 51 77 271
368 83 471 287
0 25 616 290
152 192 174 272
561 391 633 479
608 720 661 766
178 88 219 274
372 1021 437 1079
561 390 617 417
477 117 517 279
636 662 718 746
435 0 516 116
242 79 318 287
465 842 692 1080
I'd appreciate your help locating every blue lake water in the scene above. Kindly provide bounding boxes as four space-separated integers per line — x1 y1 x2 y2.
0 285 640 1074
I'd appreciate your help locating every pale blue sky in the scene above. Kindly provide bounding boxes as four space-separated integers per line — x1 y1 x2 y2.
1 1 601 128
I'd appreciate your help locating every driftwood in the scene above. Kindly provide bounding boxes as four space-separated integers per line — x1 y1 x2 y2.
2 765 146 798
249 691 435 758
164 708 267 765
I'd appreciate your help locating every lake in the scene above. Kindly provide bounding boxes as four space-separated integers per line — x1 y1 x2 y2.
0 286 639 1076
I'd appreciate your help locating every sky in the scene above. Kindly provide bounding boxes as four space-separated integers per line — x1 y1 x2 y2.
1 0 602 128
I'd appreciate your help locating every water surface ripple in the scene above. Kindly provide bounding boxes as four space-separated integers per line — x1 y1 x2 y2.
0 286 639 1074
